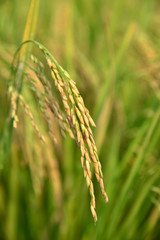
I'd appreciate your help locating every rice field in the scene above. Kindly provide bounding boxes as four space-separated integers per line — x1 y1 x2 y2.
0 0 160 239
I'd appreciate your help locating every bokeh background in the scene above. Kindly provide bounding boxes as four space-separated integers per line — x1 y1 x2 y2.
0 0 160 239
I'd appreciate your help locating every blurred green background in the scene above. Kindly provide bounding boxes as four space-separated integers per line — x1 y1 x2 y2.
0 0 160 239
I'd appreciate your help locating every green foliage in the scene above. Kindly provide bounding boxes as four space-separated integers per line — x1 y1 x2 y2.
0 0 160 240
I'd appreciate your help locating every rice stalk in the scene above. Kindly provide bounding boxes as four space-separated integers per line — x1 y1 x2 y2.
10 40 108 222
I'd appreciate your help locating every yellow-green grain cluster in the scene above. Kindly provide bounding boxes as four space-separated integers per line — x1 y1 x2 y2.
46 56 108 222
10 40 108 222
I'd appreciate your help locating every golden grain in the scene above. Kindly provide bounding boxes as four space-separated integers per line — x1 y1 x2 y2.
45 56 108 221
